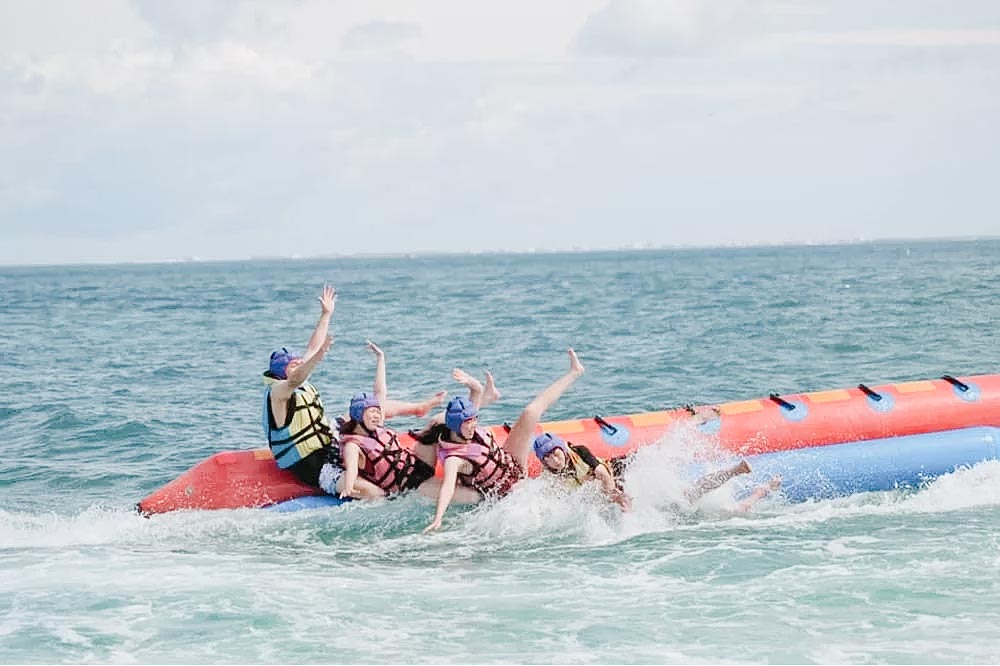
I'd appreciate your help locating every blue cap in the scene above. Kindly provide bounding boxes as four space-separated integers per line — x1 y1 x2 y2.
268 348 300 379
350 392 381 422
533 433 567 460
445 396 479 433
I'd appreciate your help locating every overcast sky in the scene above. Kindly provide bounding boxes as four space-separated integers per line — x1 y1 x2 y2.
1 0 998 265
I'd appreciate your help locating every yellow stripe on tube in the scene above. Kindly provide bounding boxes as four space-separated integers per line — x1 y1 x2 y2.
719 400 764 415
629 411 675 427
806 389 851 403
542 419 587 434
894 381 936 393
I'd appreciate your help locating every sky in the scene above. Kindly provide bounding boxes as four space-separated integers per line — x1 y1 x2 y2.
1 0 999 265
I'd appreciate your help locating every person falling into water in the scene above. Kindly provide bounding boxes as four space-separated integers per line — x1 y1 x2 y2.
531 398 785 512
531 433 771 511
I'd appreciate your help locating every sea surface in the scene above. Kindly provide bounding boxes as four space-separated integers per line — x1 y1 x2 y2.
2 240 1000 664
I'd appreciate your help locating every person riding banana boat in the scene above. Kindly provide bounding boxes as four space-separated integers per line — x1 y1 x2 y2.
409 366 502 464
264 286 446 501
421 348 586 533
338 341 482 502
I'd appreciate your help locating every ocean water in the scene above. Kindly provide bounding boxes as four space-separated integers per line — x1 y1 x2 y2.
3 240 1000 664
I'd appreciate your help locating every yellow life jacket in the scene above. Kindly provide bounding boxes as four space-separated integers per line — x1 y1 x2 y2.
557 446 611 489
262 379 335 469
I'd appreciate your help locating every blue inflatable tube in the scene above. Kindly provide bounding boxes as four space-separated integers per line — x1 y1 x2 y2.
265 427 1000 511
744 426 1000 502
264 495 348 512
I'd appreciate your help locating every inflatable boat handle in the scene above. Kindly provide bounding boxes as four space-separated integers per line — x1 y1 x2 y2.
594 415 619 435
941 375 970 392
858 383 883 401
769 393 797 411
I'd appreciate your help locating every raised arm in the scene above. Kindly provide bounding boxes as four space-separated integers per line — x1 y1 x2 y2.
286 335 331 387
367 340 388 406
271 334 333 402
383 392 446 419
452 369 502 410
305 285 336 357
452 368 484 407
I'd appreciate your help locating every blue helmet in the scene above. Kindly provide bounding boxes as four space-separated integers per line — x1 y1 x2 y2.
445 396 479 433
350 392 381 422
268 347 300 379
533 433 568 460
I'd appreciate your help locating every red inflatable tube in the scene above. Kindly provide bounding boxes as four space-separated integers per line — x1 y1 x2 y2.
137 374 1000 514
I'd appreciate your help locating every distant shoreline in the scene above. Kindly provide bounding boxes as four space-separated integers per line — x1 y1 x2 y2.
1 235 997 270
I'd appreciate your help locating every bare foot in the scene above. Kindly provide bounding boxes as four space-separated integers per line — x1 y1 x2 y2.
482 371 501 404
452 368 483 392
568 348 584 376
414 391 446 417
767 474 782 491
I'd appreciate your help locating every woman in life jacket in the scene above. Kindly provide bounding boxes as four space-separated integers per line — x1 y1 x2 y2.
422 348 586 533
532 433 632 509
339 341 482 502
409 367 502 467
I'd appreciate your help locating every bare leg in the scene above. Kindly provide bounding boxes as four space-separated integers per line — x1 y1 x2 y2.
481 371 501 407
417 478 482 504
336 475 385 500
737 475 782 512
505 349 585 471
684 460 752 503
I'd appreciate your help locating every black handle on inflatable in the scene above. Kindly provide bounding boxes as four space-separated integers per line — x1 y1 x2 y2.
941 375 970 392
502 422 512 432
594 415 619 435
857 383 883 402
768 393 796 411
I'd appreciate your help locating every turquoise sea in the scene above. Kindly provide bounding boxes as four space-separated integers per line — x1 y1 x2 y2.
3 240 1000 664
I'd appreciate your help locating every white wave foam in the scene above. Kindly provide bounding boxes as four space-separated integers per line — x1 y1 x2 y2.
5 455 999 553
0 506 150 549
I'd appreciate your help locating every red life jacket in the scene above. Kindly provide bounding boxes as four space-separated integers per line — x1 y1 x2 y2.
340 426 423 494
437 428 523 497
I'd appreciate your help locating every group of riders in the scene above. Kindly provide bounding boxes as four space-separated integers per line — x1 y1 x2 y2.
263 286 779 532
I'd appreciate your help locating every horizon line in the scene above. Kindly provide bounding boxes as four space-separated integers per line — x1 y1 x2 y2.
2 233 998 270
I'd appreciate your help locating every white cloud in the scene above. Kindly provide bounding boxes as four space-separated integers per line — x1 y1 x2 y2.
341 20 422 52
775 28 1000 48
0 0 999 265
575 0 774 56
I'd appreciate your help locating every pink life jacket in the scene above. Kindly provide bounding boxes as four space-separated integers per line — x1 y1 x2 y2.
437 428 523 497
340 426 423 494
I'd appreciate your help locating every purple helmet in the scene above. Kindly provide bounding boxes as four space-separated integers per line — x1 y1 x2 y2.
533 433 568 460
445 396 479 433
268 348 300 379
350 392 381 422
